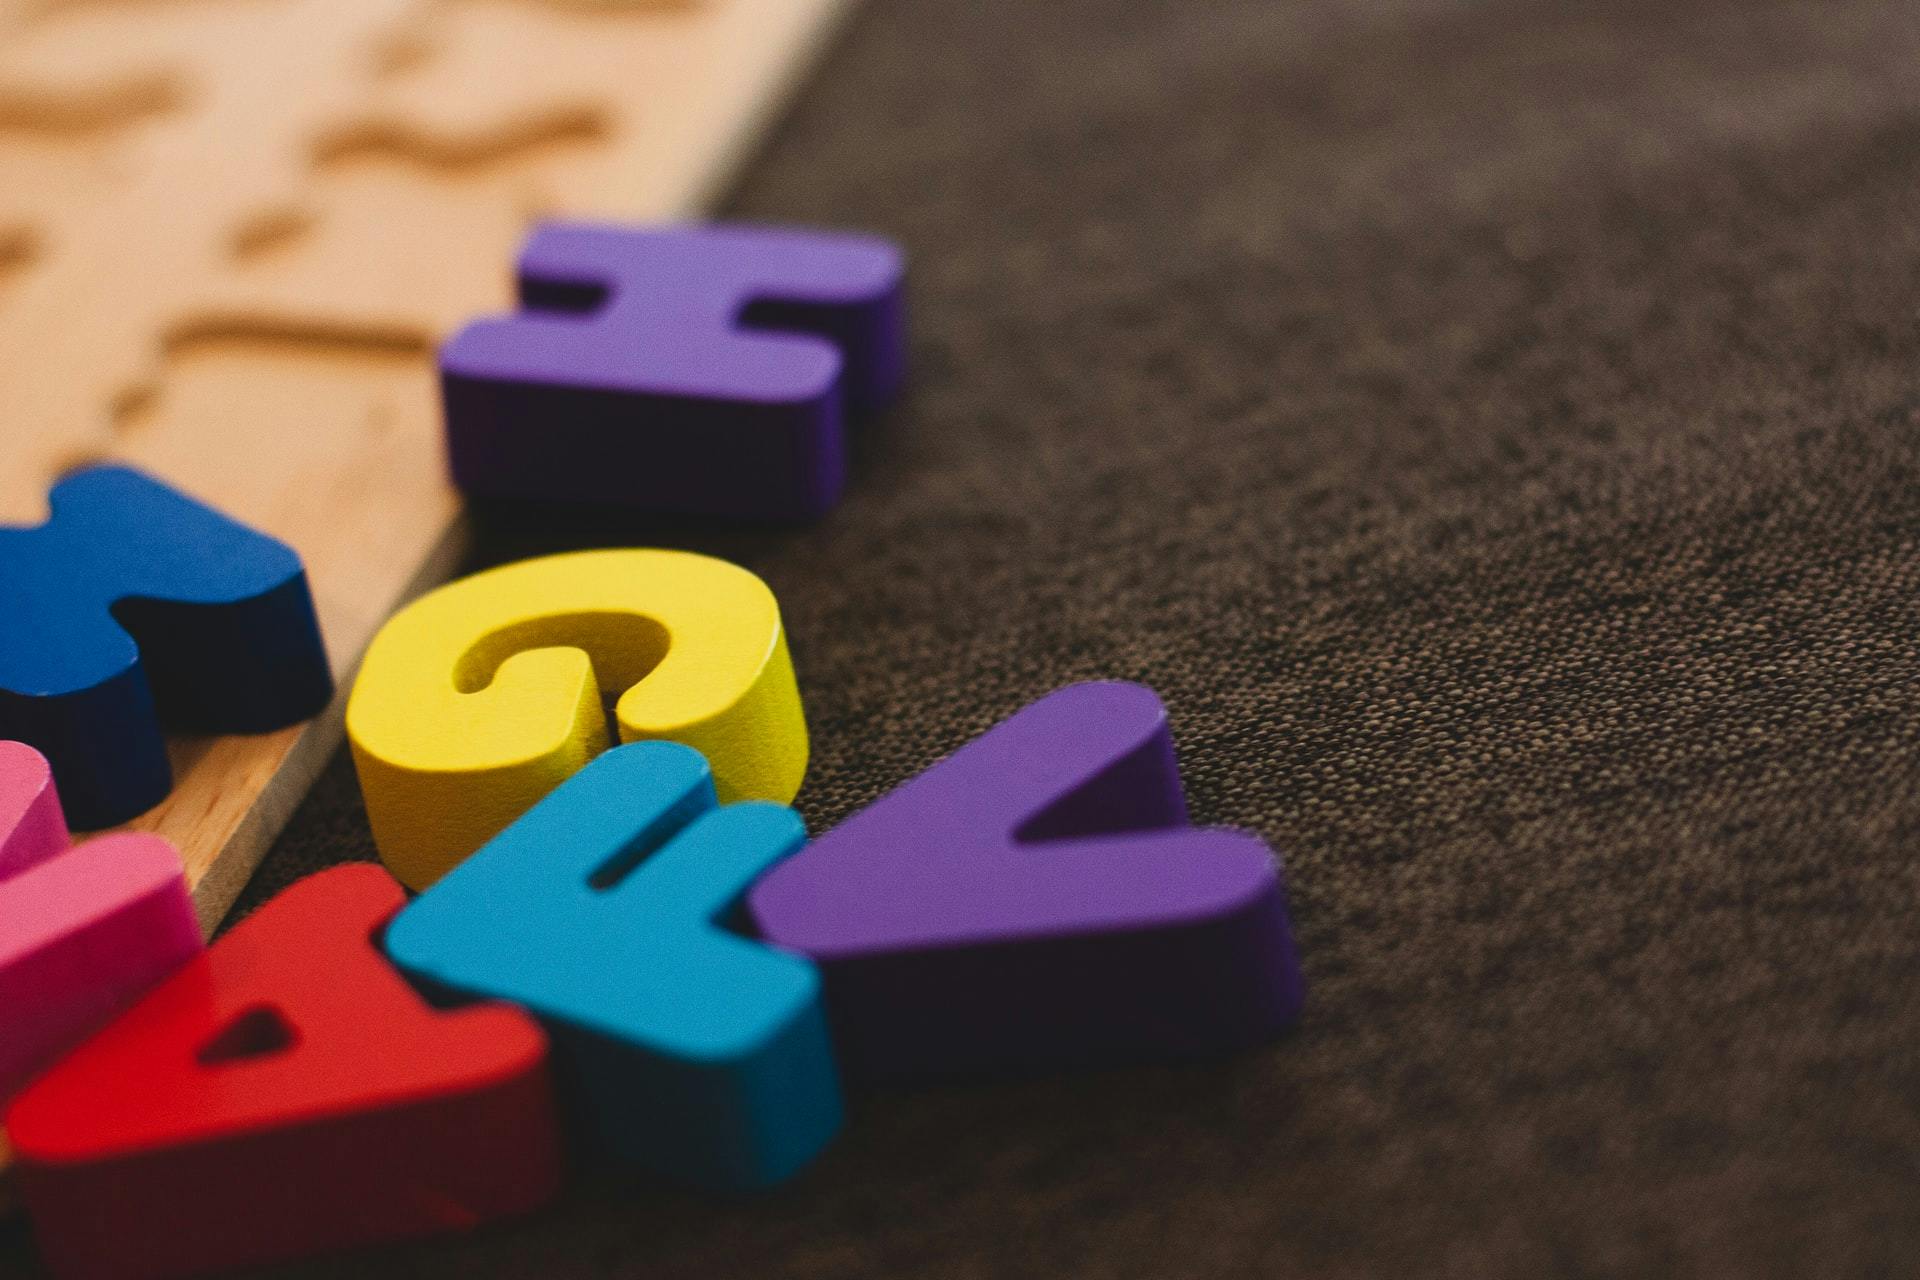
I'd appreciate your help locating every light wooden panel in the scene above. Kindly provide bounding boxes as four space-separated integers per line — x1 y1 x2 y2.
0 0 860 932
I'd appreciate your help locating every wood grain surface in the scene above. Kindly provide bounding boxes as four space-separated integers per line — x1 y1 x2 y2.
0 0 858 933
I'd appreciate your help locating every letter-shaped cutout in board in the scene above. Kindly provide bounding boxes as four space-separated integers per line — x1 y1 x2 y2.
749 681 1305 1081
0 740 202 1103
387 741 840 1191
347 548 807 890
0 465 333 828
5 865 560 1280
440 222 907 519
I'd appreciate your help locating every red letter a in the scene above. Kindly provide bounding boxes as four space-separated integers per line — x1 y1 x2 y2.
5 864 560 1280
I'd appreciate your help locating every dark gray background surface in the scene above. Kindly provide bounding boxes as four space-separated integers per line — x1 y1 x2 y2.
11 0 1920 1275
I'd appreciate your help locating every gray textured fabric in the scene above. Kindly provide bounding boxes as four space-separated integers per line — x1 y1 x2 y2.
11 0 1920 1275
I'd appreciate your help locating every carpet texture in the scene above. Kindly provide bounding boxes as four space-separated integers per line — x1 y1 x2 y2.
11 0 1920 1275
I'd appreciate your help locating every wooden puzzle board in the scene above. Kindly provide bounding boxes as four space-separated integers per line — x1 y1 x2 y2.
0 0 860 933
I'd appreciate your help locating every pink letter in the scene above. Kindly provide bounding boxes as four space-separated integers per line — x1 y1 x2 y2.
0 741 202 1100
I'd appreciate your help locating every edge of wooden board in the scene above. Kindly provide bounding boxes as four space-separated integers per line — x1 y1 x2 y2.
185 512 475 933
